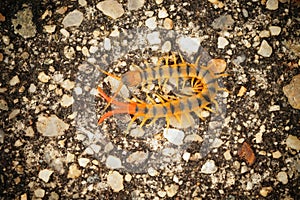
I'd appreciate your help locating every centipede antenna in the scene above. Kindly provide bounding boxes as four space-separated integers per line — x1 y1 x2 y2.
102 82 124 112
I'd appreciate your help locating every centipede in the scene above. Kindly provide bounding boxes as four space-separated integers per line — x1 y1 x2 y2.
94 52 227 112
95 52 227 131
97 86 212 132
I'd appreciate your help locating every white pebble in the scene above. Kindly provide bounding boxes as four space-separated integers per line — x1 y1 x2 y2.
276 171 288 184
163 128 184 146
201 159 218 174
103 38 111 50
178 37 200 54
34 188 45 198
217 37 229 49
258 40 272 57
145 17 157 30
127 0 144 10
36 114 69 136
148 167 158 176
106 155 122 169
147 31 161 45
182 152 190 162
62 10 83 28
96 0 124 20
107 171 124 192
269 26 281 36
78 158 90 167
158 7 168 18
269 105 280 112
266 0 278 10
60 94 74 107
38 169 53 183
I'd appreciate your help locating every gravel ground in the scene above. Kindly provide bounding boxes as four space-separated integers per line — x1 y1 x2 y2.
1 0 300 199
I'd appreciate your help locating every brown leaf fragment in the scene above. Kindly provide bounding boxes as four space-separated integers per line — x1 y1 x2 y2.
238 142 256 166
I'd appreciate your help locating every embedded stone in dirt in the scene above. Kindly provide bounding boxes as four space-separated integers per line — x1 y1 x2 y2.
36 114 69 136
283 74 300 109
97 0 124 19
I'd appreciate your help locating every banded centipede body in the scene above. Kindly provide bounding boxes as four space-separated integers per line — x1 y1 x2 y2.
95 52 227 112
95 52 227 131
97 86 212 132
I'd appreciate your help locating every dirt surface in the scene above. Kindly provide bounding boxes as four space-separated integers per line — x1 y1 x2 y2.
1 0 300 199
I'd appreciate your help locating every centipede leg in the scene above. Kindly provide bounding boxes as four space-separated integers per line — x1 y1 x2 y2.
193 109 205 121
140 116 149 128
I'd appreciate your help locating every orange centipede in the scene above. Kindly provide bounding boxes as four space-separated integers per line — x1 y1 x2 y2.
94 52 227 111
96 85 213 132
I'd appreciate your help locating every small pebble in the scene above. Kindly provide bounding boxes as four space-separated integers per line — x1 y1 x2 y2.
148 167 158 176
61 79 75 91
28 84 36 93
78 158 90 167
125 174 132 182
178 37 200 54
158 7 169 18
163 18 173 30
107 171 124 192
258 40 272 57
0 99 8 111
286 135 300 150
64 46 75 59
38 72 50 83
266 0 278 10
62 10 83 28
146 31 161 45
145 17 157 30
269 105 280 112
163 128 184 146
60 94 74 107
259 30 270 38
103 38 111 50
272 151 282 159
67 164 81 179
97 0 124 19
106 155 122 169
165 184 179 197
78 0 87 6
223 150 232 160
36 114 69 136
217 37 229 49
9 75 20 86
127 0 144 10
12 8 36 39
276 171 288 184
126 151 148 164
44 25 56 33
38 169 53 183
201 159 218 174
158 190 166 197
25 126 35 137
60 28 70 37
260 186 273 197
237 86 247 97
9 109 20 120
0 12 5 22
182 152 191 162
269 26 281 36
212 15 234 30
34 188 45 198
283 74 300 109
